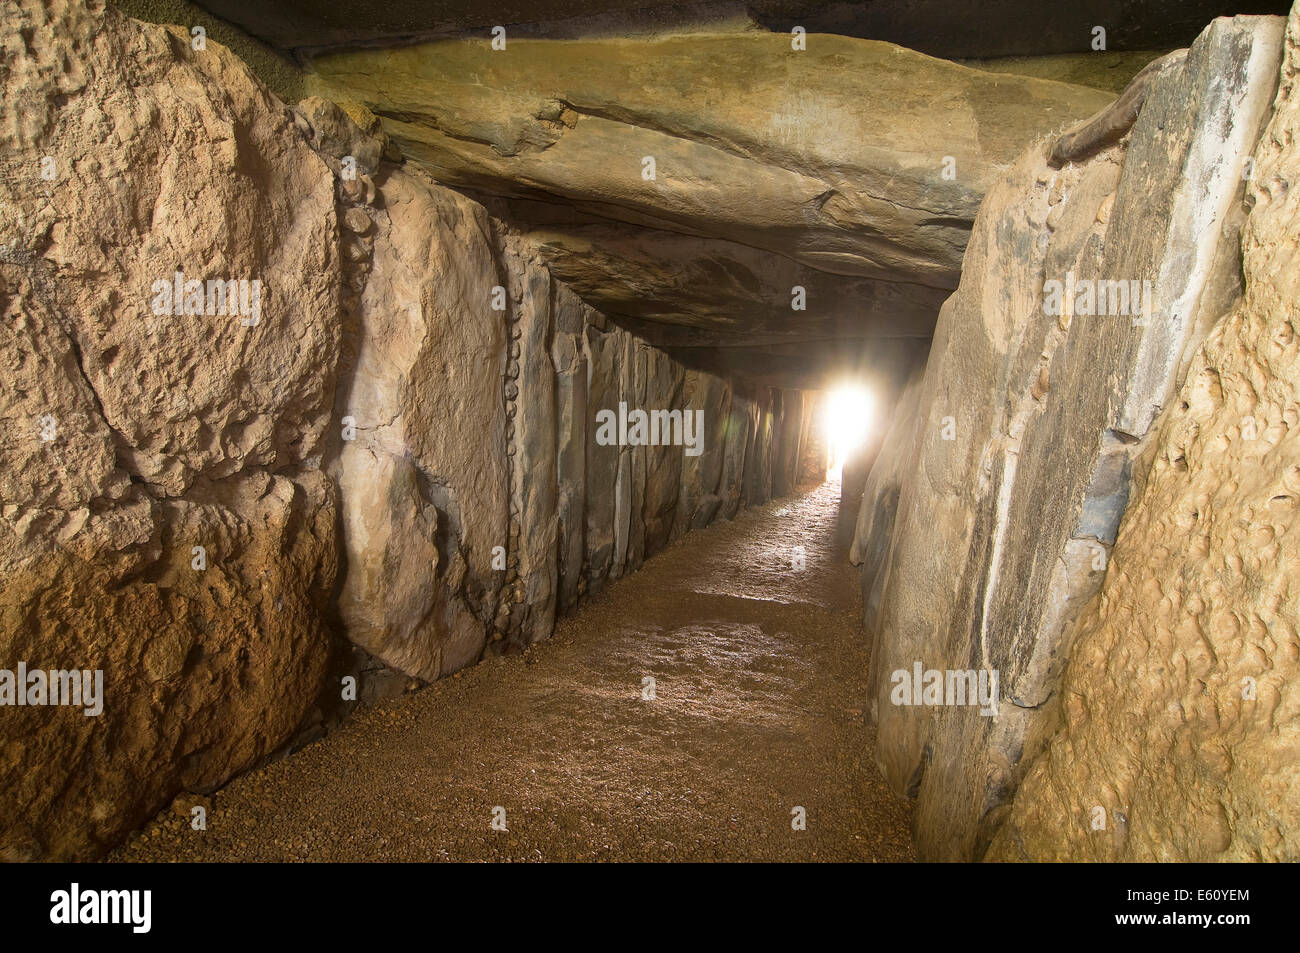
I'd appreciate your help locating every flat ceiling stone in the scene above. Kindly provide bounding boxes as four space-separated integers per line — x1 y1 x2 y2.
181 0 1290 387
309 33 1109 385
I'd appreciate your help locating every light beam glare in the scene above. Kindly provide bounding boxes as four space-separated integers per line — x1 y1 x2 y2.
822 385 874 475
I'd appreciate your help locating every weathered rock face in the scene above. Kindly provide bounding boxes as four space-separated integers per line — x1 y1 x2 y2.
329 164 817 677
306 35 1113 385
850 364 925 629
796 395 828 484
1 1 824 860
112 0 306 101
580 318 811 593
491 210 952 387
988 7 1300 862
0 0 341 859
307 35 1111 284
330 164 508 680
853 13 1285 860
26 0 1290 867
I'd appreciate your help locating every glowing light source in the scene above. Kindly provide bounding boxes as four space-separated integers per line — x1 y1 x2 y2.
822 385 874 470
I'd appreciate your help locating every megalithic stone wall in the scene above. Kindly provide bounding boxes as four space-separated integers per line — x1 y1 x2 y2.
991 5 1300 861
332 163 822 673
0 0 821 860
853 14 1286 861
0 0 343 861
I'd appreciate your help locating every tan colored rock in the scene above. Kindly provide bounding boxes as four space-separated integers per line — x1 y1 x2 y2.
989 8 1300 863
2 3 339 499
294 95 385 175
0 0 340 860
170 791 212 818
310 33 1110 288
0 468 337 861
501 234 560 646
307 34 1112 381
331 164 508 680
857 13 1284 860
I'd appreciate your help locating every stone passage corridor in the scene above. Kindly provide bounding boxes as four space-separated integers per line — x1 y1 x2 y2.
10 0 1300 880
112 482 913 863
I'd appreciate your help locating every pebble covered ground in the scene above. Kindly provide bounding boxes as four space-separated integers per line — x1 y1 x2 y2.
111 481 914 862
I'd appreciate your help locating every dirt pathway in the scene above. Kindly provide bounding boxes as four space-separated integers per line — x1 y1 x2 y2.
112 480 914 862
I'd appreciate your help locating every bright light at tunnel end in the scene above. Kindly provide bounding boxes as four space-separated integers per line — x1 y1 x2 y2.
822 385 874 472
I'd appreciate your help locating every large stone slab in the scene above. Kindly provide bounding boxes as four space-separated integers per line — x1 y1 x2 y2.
332 164 509 678
850 366 925 639
0 0 341 859
674 370 732 534
989 7 1300 862
307 33 1112 377
553 289 590 612
858 13 1284 860
334 177 823 665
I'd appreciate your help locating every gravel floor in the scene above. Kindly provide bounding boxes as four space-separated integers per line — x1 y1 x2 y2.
110 480 915 862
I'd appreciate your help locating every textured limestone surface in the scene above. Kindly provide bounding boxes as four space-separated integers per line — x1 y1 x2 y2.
580 317 813 595
500 202 928 336
853 14 1285 860
308 34 1110 285
0 0 341 859
23 0 1297 869
989 7 1300 862
306 34 1112 383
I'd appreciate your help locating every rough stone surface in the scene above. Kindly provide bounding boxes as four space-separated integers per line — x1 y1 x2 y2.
295 95 386 175
850 366 925 638
853 14 1284 860
0 0 341 859
23 0 1287 868
110 0 305 100
505 236 562 646
307 35 1111 383
476 202 951 385
327 162 819 676
576 322 811 595
989 8 1300 862
308 36 1110 285
330 164 508 680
